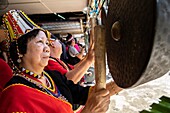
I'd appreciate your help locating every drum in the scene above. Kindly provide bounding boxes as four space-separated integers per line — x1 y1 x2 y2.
105 0 170 88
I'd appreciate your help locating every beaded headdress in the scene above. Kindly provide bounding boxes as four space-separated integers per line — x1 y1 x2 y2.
2 9 51 42
2 9 51 71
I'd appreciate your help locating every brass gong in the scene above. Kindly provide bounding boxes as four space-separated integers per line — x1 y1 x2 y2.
105 0 170 88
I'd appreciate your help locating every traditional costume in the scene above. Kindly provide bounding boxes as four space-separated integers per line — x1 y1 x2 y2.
46 57 74 75
45 57 85 85
0 9 91 113
0 69 90 113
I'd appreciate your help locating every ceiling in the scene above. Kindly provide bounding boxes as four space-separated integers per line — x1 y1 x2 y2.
0 0 88 34
0 0 88 15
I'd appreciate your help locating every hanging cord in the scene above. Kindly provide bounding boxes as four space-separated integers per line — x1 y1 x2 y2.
89 0 106 17
96 0 106 16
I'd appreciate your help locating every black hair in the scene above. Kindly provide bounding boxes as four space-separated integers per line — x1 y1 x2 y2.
51 34 58 40
66 33 73 45
66 40 72 45
66 33 72 41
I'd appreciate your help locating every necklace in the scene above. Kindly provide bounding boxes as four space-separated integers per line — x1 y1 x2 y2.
15 67 68 102
21 67 43 79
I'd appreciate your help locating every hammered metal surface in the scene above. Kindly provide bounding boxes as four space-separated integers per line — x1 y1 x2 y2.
134 0 170 87
105 0 170 88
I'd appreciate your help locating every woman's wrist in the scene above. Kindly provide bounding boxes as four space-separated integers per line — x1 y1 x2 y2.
107 81 123 96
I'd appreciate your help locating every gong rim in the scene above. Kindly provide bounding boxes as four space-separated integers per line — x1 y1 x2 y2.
105 0 156 88
106 0 170 88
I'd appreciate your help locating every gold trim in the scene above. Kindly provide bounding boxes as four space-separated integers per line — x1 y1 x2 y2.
43 71 56 92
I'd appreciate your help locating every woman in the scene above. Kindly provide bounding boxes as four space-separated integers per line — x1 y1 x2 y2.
66 33 85 65
45 35 122 94
45 36 94 84
0 29 110 113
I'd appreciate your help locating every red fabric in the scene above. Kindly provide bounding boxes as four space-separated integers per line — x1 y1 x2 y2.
0 58 13 91
45 59 74 75
45 59 85 83
8 12 23 35
0 84 73 113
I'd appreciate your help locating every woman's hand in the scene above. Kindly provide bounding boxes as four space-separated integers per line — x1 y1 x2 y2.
106 81 123 96
86 42 95 63
81 88 110 113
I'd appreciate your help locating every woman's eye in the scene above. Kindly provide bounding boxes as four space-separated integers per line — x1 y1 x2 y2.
46 41 50 45
38 40 43 43
37 40 49 45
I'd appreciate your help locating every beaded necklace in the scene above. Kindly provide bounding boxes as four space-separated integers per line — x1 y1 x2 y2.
21 67 43 79
15 67 68 102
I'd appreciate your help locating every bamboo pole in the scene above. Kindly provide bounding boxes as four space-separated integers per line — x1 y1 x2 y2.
94 25 106 90
90 17 96 46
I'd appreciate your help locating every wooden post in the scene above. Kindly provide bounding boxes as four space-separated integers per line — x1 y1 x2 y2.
94 25 106 90
90 17 96 46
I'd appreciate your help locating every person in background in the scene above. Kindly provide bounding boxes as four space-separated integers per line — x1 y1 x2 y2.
74 37 82 52
66 33 85 65
0 28 13 94
54 34 68 63
45 35 94 84
45 34 122 111
0 28 111 113
73 36 95 85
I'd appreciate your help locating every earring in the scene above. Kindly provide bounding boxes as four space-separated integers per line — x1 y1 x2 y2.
17 54 23 63
16 40 22 63
17 58 21 63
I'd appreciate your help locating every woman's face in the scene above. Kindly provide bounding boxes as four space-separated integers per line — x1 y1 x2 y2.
71 39 75 46
22 31 50 68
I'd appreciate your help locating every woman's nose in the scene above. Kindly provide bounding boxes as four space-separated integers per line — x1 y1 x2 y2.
44 45 50 53
45 48 50 53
